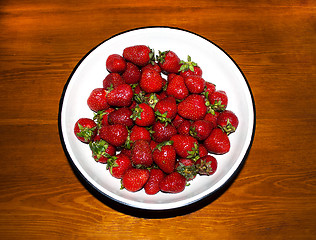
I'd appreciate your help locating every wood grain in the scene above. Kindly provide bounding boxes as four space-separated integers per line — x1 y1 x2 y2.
0 0 315 239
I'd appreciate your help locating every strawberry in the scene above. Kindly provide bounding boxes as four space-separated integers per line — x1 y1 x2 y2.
196 155 217 175
87 88 109 112
106 84 133 107
89 137 116 163
107 107 134 128
74 118 97 143
120 148 132 158
216 110 239 135
172 114 185 128
106 54 127 73
143 93 159 108
131 103 155 127
184 75 205 94
154 96 177 124
204 128 230 154
203 112 220 128
176 158 197 181
121 168 150 192
149 140 159 151
144 168 165 195
107 153 132 179
103 73 125 90
123 45 154 67
157 50 181 74
198 144 208 158
151 121 177 143
121 62 141 84
99 124 128 147
177 120 191 135
131 139 153 167
92 108 115 129
166 74 189 100
170 134 199 160
204 82 216 96
153 141 176 174
141 62 162 74
190 120 214 141
159 172 187 193
129 125 151 143
178 94 207 121
208 90 228 112
139 68 164 93
179 55 203 78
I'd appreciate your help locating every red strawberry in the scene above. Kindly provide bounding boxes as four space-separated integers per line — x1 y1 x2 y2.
198 144 208 158
208 90 228 112
170 134 199 160
204 82 216 96
172 114 185 128
204 128 230 154
196 155 217 175
103 73 125 89
203 112 220 128
178 94 207 121
87 88 110 112
107 153 132 179
131 139 153 167
216 110 239 135
89 138 116 163
121 168 150 192
144 168 165 195
121 62 141 84
91 108 115 129
154 96 177 124
123 45 154 67
131 103 155 127
141 62 162 74
120 148 132 158
74 118 97 143
106 84 133 107
176 158 197 181
190 120 214 141
157 50 181 74
99 124 128 147
129 125 151 143
107 107 134 128
177 120 191 135
139 68 164 93
106 54 127 73
166 75 189 100
184 75 205 94
179 55 203 78
159 172 187 193
151 121 177 143
153 141 177 174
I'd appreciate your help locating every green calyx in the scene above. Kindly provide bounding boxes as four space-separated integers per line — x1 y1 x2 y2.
211 100 226 112
156 50 169 64
196 159 214 175
155 110 171 125
89 139 112 162
130 104 143 120
219 119 236 135
106 156 119 175
145 93 159 108
93 110 107 129
154 140 174 151
187 142 200 162
76 123 96 142
133 91 146 104
148 47 156 65
176 162 197 181
179 55 198 72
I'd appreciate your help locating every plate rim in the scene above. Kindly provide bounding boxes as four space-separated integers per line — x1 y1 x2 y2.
58 26 256 211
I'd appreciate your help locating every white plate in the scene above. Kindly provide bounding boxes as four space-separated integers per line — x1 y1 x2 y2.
59 27 255 211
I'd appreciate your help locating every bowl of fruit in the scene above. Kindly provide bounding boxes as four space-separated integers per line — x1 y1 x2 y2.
59 27 255 211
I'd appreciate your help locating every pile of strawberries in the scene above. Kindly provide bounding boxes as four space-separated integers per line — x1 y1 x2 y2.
74 45 239 194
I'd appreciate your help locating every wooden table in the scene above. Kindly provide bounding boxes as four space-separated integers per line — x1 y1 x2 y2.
0 0 315 239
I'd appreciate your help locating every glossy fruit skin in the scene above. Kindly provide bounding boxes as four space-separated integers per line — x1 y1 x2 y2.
99 124 128 147
204 82 216 96
153 144 177 174
216 110 239 135
129 125 151 143
180 65 203 78
195 155 217 175
208 90 228 112
103 73 125 89
142 62 162 74
107 153 132 179
151 121 177 143
89 136 116 163
178 94 207 121
107 107 134 128
106 84 134 107
166 75 189 100
87 88 109 112
106 54 127 73
123 45 152 67
159 172 187 193
131 139 153 167
139 68 164 93
204 128 230 154
203 112 220 128
170 134 199 159
144 168 165 195
154 96 178 123
157 50 181 74
177 120 191 135
122 168 150 192
132 103 155 127
121 62 141 84
184 75 205 94
190 120 214 141
74 118 97 143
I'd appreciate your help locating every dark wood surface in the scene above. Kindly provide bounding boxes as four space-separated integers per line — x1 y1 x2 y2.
0 0 315 239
